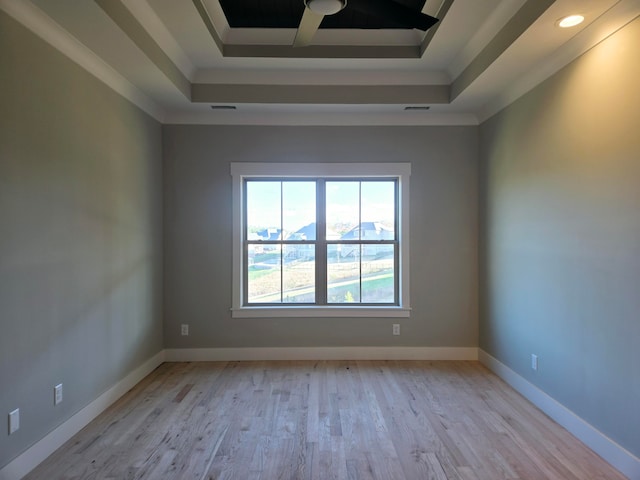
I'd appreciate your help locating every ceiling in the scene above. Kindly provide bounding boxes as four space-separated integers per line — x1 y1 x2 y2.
217 0 430 29
3 0 639 125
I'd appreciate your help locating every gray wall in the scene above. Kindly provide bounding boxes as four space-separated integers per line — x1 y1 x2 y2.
0 11 163 468
163 125 478 348
479 17 640 458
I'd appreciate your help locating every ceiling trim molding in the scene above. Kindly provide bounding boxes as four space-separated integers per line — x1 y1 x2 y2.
447 0 526 79
193 69 450 86
192 0 450 59
0 0 165 122
191 0 224 53
164 111 479 127
191 84 450 105
7 0 633 128
222 44 422 59
420 0 454 56
450 0 555 101
94 0 191 99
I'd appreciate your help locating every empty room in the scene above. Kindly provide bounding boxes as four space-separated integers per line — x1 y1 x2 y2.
1 0 639 478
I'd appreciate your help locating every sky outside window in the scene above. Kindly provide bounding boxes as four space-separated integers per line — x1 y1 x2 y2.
247 180 395 235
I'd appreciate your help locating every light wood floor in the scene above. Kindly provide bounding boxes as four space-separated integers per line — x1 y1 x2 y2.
26 361 626 480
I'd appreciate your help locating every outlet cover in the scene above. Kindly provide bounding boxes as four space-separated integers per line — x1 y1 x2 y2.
531 354 538 371
393 324 400 335
181 324 189 336
54 384 63 405
9 409 19 434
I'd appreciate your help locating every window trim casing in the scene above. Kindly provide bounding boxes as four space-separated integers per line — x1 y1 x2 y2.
231 162 411 318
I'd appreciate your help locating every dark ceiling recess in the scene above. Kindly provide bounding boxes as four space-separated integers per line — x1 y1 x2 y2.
218 0 428 29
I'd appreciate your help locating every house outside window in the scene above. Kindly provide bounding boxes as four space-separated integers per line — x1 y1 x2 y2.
231 163 411 318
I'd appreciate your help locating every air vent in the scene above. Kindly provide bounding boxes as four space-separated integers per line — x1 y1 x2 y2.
211 105 237 110
404 106 430 111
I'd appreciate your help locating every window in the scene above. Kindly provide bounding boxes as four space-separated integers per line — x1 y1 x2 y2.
231 163 411 318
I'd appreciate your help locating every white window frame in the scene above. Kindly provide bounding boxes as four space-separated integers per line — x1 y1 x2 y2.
231 163 411 318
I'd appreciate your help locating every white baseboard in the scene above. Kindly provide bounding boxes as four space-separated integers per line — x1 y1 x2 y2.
479 349 640 480
164 346 479 362
0 350 166 480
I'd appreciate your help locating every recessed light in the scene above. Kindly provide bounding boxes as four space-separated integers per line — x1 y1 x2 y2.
211 105 237 110
558 15 584 28
404 106 431 111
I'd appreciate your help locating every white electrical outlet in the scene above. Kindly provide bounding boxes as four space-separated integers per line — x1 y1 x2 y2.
54 384 63 405
9 409 19 435
181 324 189 336
393 324 400 335
531 354 538 371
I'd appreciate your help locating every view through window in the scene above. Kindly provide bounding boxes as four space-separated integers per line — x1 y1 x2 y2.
245 179 397 305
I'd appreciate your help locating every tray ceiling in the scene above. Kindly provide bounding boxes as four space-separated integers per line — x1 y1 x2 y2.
3 0 637 124
219 0 427 29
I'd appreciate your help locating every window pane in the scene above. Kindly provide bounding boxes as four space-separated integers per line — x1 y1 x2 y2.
326 182 359 240
283 245 315 303
361 244 395 303
247 244 281 303
327 244 361 303
247 181 282 240
283 182 316 240
361 181 395 238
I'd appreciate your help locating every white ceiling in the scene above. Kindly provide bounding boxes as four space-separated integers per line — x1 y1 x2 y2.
3 0 638 125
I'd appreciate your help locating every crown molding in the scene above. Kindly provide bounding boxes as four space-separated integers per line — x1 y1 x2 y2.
164 110 479 126
191 83 450 105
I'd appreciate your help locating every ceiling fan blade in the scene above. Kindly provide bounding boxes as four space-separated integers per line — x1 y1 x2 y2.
293 7 325 47
348 0 439 31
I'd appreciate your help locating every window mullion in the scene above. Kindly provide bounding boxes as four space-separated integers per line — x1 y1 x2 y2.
358 181 362 303
316 179 327 305
280 181 284 303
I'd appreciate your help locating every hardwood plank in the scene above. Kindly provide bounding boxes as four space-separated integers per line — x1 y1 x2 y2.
25 361 627 480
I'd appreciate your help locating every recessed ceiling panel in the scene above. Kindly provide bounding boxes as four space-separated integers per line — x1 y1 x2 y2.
13 0 636 124
218 0 427 29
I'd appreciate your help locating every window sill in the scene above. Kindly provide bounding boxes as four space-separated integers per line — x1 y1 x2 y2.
231 306 411 318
